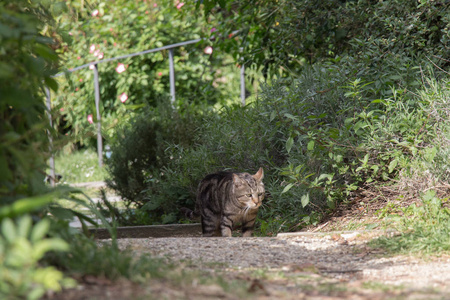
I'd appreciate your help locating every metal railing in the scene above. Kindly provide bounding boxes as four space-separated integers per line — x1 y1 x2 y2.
45 38 247 185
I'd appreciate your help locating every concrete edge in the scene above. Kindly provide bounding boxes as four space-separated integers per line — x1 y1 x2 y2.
89 223 202 239
276 229 396 238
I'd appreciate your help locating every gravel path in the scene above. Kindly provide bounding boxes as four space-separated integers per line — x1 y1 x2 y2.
114 231 450 299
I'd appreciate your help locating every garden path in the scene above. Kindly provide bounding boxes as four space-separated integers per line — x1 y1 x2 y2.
112 230 450 299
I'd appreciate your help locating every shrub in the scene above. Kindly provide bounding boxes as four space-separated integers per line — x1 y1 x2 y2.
139 64 447 231
0 216 75 300
103 53 448 232
105 100 202 213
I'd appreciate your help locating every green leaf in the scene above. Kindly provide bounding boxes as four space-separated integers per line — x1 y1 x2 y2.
388 159 398 174
318 173 333 182
17 215 32 238
0 61 14 79
44 76 59 92
30 218 50 243
281 183 294 194
8 238 33 267
270 110 276 122
307 140 315 151
0 193 55 220
353 121 364 133
284 113 298 121
362 153 369 165
33 238 69 260
1 218 16 243
286 137 294 154
49 207 74 220
301 193 310 208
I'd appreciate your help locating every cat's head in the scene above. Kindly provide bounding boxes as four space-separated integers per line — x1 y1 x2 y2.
233 167 265 209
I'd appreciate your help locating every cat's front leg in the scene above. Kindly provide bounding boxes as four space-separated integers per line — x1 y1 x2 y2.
220 216 233 237
242 216 256 237
242 229 254 237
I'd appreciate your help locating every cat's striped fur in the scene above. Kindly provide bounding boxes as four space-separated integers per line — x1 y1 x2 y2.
183 168 265 237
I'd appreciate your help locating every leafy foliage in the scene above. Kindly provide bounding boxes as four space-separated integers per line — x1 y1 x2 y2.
104 101 202 215
204 0 449 80
53 0 241 146
371 190 450 255
0 2 158 297
0 1 61 201
110 61 449 232
0 216 75 300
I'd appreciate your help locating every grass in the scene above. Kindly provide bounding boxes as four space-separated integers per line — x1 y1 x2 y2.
370 190 450 255
52 149 108 184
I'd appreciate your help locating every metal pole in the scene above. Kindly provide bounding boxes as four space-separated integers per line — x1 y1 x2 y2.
93 64 103 167
45 86 55 187
169 48 176 105
240 63 246 106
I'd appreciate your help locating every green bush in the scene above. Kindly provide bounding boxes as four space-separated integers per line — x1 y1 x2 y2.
105 101 202 214
206 0 449 84
127 63 448 232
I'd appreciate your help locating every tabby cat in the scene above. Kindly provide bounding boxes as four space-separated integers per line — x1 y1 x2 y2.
183 168 265 237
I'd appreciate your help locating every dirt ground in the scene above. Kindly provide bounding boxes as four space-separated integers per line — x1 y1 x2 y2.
51 230 450 300
51 184 450 299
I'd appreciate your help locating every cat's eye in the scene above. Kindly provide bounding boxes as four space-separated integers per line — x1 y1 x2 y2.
247 194 253 198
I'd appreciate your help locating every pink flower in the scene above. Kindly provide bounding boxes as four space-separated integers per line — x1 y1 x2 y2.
89 64 95 70
145 10 149 14
176 2 185 9
153 3 157 7
69 32 73 36
119 93 128 103
116 63 126 73
89 44 96 53
77 56 81 60
93 49 100 57
210 28 217 33
158 72 162 77
92 9 99 17
79 78 83 82
109 28 113 32
98 52 104 59
87 114 94 124
204 46 213 55
60 108 64 112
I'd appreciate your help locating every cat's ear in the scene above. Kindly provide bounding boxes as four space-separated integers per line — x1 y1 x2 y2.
253 167 264 181
233 173 244 186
